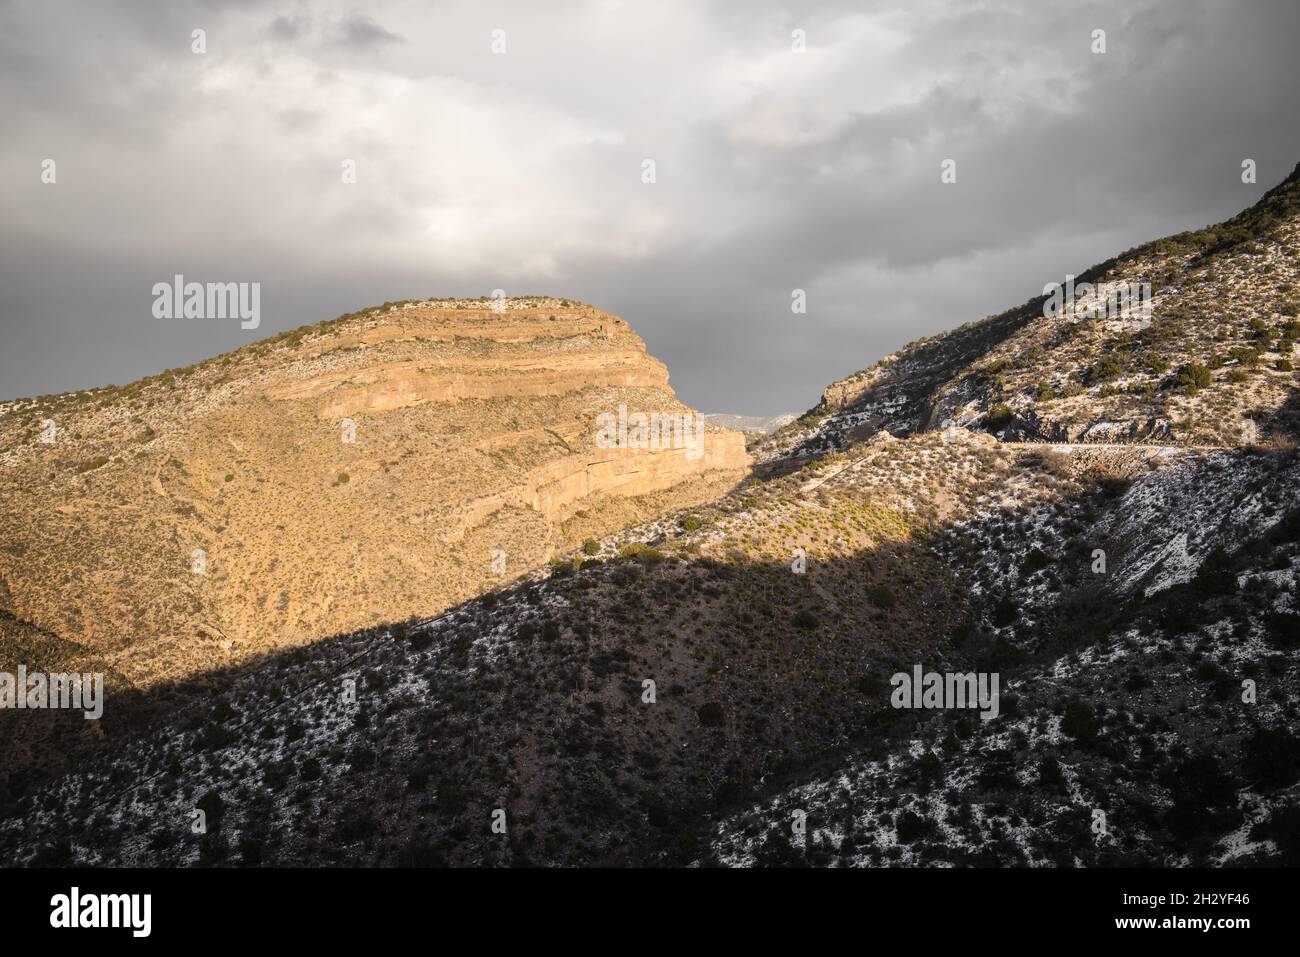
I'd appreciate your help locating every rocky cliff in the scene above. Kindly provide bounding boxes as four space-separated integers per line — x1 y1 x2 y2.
0 298 748 733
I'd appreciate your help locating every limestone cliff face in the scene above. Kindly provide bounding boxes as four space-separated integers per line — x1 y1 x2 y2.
0 298 749 702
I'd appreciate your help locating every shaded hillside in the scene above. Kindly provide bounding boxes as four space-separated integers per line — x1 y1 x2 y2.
13 426 1298 868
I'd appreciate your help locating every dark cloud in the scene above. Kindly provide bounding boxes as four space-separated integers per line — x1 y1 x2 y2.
269 14 306 41
1 0 1298 416
336 14 401 47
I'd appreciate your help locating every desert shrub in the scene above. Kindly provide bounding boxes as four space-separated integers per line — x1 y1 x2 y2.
395 835 447 867
1088 357 1123 382
792 610 818 630
1193 660 1235 700
1175 362 1212 394
1243 728 1300 789
991 596 1019 627
1267 612 1300 649
617 542 663 564
198 832 227 866
1061 699 1098 743
866 584 897 609
682 515 703 532
984 404 1015 430
437 781 468 814
1160 753 1241 839
1023 548 1051 573
194 723 235 752
697 702 725 727
1038 756 1065 790
195 790 225 831
1192 547 1237 596
854 668 889 697
1123 669 1152 692
1099 475 1131 498
547 557 577 578
895 810 929 843
581 539 600 556
917 752 943 790
336 807 379 842
238 836 265 865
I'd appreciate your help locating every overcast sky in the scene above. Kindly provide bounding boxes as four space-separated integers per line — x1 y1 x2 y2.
2 0 1299 414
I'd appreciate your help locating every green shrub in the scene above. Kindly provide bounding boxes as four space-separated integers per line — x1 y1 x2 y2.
682 515 703 532
984 404 1015 430
1175 363 1211 394
618 542 663 564
1088 357 1123 382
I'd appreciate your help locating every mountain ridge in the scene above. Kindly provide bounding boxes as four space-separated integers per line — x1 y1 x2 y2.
4 170 1300 868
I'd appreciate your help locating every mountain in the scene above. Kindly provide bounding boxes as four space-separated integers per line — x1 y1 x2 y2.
762 161 1300 463
703 413 798 436
0 297 747 781
4 171 1300 869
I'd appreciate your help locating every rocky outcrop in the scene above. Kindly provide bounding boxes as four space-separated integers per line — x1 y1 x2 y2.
0 298 749 709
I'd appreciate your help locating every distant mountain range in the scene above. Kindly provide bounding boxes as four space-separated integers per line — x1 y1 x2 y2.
703 412 798 435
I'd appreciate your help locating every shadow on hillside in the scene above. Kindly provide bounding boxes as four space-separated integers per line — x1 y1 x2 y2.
4 442 1297 867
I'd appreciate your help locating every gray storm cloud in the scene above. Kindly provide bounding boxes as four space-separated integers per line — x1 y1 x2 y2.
2 0 1298 414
